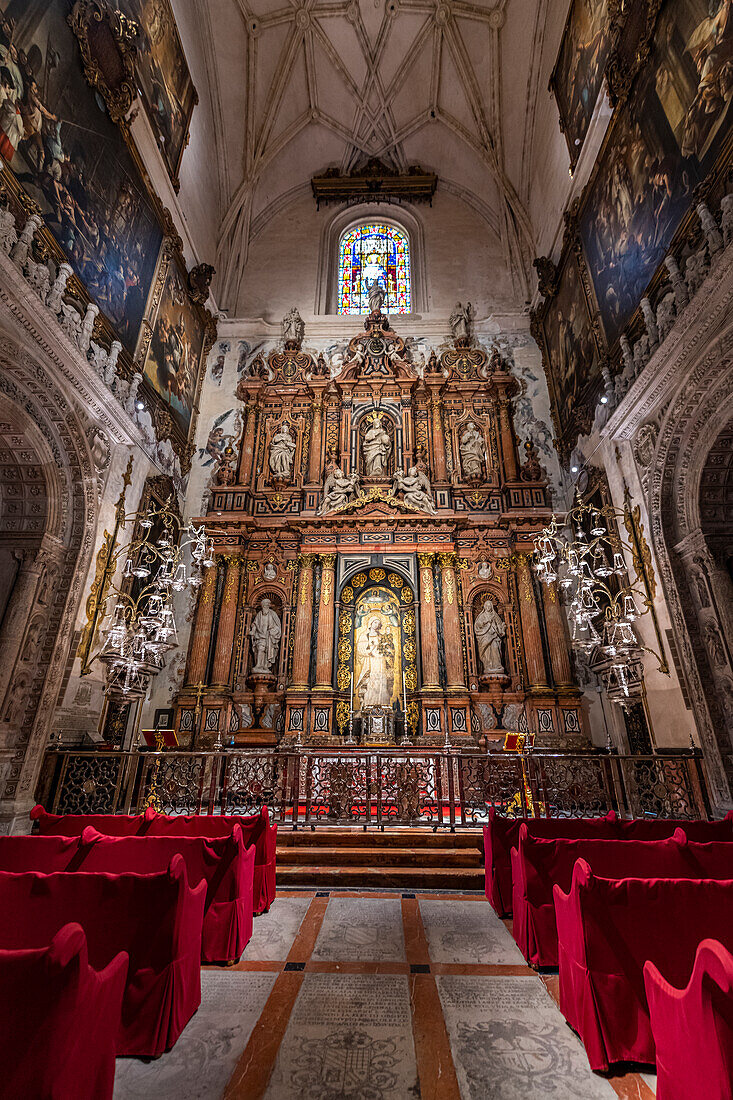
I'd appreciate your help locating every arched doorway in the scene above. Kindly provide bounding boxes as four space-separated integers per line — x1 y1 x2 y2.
0 340 98 832
649 323 733 810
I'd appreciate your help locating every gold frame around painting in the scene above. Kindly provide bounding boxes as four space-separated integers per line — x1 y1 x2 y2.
0 0 211 467
531 220 606 461
121 0 198 192
574 0 733 352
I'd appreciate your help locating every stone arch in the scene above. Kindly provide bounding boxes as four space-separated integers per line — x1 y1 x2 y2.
0 337 99 830
648 318 733 809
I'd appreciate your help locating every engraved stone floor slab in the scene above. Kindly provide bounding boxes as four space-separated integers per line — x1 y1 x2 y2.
113 970 277 1100
419 899 526 965
241 897 312 960
312 897 406 961
264 973 418 1099
437 975 616 1099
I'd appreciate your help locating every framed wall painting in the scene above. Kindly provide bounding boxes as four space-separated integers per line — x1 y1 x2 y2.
138 250 209 437
578 0 732 347
550 0 614 166
121 0 197 190
0 0 164 354
533 243 604 458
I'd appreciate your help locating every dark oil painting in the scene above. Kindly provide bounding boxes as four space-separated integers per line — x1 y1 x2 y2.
580 0 732 346
0 0 164 352
143 257 203 434
541 249 601 437
552 0 613 165
122 0 196 185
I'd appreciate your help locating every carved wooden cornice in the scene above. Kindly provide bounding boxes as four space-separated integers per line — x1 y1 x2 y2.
311 159 437 208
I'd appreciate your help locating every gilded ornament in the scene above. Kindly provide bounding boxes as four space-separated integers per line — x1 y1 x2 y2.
388 573 404 587
336 700 350 735
405 668 418 691
352 573 367 587
400 587 412 603
369 568 386 581
341 586 354 603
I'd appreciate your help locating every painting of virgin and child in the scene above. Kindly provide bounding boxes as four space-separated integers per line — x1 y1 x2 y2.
580 0 732 345
0 0 163 352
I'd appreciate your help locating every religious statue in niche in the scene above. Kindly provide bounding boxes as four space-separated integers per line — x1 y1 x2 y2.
459 422 486 481
356 617 395 708
474 599 507 676
319 465 361 513
282 307 305 347
368 279 386 314
250 599 282 673
269 423 296 483
363 414 392 477
393 466 436 513
450 301 474 344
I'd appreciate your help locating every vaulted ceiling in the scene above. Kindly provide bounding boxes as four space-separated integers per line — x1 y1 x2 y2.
194 0 565 311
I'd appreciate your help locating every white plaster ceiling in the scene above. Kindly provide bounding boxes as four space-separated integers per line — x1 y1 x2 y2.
194 0 565 311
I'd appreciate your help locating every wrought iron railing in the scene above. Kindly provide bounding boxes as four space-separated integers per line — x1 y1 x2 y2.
35 747 712 826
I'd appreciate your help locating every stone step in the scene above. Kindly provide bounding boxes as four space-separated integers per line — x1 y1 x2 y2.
277 844 482 868
277 864 485 890
277 827 483 850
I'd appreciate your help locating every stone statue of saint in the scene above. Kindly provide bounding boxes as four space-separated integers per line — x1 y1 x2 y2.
367 280 386 314
363 415 392 477
282 307 305 345
356 617 393 709
459 422 485 481
393 466 436 513
450 302 474 342
474 600 506 676
269 423 296 481
319 465 361 513
250 598 282 673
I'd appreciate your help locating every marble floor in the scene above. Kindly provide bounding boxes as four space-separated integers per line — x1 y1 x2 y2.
113 890 657 1100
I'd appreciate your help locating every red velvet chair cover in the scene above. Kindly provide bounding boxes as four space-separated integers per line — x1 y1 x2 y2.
483 808 733 918
0 923 127 1100
30 805 147 834
554 862 733 1071
483 809 619 916
0 827 254 964
145 807 277 914
645 939 733 1100
31 804 276 914
512 827 733 966
0 858 206 1057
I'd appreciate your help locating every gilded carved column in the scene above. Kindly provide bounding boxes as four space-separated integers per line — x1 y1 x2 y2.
238 401 258 487
439 553 466 690
418 553 440 689
291 554 316 689
210 555 241 688
516 554 548 688
308 398 324 484
541 581 573 687
430 398 448 482
314 554 336 690
0 551 44 707
185 558 218 686
498 399 518 481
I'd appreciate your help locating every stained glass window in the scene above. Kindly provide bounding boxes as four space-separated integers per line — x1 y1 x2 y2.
338 223 411 314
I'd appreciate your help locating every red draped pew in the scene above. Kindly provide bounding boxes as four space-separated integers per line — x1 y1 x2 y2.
512 827 733 967
645 939 733 1100
31 804 277 914
0 923 127 1100
554 864 733 1072
0 858 206 1058
483 807 733 917
0 826 254 964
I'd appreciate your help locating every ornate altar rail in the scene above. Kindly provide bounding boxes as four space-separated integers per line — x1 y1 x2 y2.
35 748 711 826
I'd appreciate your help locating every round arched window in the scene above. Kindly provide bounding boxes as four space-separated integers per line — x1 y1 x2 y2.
337 222 411 314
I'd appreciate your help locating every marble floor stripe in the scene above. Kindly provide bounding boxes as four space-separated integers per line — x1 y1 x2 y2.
410 972 463 1100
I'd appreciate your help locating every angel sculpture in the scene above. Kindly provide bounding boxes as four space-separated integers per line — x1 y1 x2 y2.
393 466 436 514
319 465 361 514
